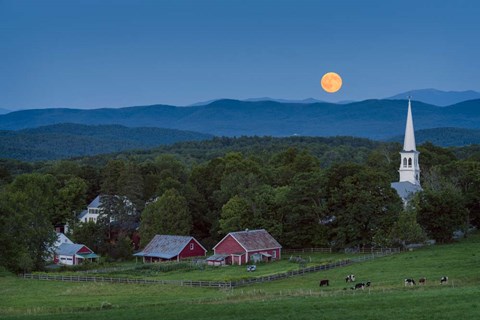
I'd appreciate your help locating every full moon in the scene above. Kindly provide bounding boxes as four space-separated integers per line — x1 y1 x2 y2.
321 72 342 93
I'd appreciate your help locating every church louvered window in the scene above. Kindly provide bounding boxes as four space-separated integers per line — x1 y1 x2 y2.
408 158 412 167
403 158 407 167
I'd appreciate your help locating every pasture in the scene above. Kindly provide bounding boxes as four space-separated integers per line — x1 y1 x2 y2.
1 233 479 319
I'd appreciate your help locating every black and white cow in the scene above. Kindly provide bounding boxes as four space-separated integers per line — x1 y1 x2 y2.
440 276 448 284
319 279 329 287
365 281 371 287
345 274 356 283
404 278 416 286
419 277 426 285
352 283 365 290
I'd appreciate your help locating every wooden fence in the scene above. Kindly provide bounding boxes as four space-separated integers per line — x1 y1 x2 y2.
283 248 333 254
21 273 231 288
283 247 401 254
21 250 398 289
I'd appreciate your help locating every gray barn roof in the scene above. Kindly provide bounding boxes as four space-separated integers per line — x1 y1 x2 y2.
133 235 205 259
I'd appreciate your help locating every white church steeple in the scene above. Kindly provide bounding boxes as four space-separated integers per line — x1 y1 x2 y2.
403 99 416 152
398 98 420 185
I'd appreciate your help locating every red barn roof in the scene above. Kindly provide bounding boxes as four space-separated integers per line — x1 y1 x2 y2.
214 229 282 251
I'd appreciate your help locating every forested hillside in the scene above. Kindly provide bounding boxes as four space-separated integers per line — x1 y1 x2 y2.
0 124 212 161
1 136 479 273
388 127 480 147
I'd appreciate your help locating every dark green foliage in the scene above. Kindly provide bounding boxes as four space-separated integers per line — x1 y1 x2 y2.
416 186 469 243
388 127 480 147
0 124 213 161
72 221 106 254
327 166 404 248
139 189 192 247
1 135 479 273
0 174 58 272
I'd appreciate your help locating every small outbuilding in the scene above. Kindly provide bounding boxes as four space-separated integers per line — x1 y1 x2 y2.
54 243 99 266
212 229 282 266
133 235 207 263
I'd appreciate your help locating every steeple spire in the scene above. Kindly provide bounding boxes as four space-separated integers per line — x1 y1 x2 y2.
403 98 416 151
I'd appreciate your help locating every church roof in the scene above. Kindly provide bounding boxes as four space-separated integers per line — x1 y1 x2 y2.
403 99 417 152
391 181 422 201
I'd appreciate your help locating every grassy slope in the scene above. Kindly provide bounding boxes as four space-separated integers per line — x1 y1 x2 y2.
1 233 479 319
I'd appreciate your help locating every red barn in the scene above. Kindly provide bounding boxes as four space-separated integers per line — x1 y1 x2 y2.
211 229 282 265
133 235 207 263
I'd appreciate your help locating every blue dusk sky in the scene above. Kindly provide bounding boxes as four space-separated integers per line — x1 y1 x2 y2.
1 0 479 109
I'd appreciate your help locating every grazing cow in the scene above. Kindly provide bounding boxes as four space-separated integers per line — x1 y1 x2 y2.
353 283 366 290
319 279 329 287
345 274 356 283
366 281 371 287
419 277 426 285
440 276 448 284
404 278 416 286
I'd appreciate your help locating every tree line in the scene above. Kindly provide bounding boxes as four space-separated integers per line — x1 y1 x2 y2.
1 137 479 273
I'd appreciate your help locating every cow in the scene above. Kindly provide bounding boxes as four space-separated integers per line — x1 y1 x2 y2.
419 277 427 285
353 283 366 290
366 281 371 287
404 278 416 286
345 274 356 283
319 279 329 287
440 276 448 284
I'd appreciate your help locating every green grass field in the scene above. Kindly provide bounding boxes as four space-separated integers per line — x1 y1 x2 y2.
1 233 479 319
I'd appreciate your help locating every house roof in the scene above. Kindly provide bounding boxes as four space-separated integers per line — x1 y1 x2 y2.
78 210 88 220
54 233 73 248
391 181 422 201
134 235 206 259
88 195 102 208
55 243 92 256
215 229 282 251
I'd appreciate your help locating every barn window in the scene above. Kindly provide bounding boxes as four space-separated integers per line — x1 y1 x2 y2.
190 243 194 250
403 158 407 167
408 158 412 167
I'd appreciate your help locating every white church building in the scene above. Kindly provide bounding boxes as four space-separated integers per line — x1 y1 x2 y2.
391 99 422 203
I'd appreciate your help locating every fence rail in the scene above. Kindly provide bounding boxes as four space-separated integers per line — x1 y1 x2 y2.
21 273 231 288
21 250 399 289
283 248 333 254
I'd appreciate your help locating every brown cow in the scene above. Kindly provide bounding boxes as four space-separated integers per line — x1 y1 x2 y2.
319 279 329 287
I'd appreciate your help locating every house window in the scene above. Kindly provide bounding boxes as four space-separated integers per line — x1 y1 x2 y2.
84 218 87 222
190 243 194 250
272 251 276 259
89 217 94 222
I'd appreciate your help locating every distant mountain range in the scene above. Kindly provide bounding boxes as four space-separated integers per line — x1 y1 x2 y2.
2 99 480 140
386 89 480 106
189 89 480 107
0 108 11 115
0 124 212 161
